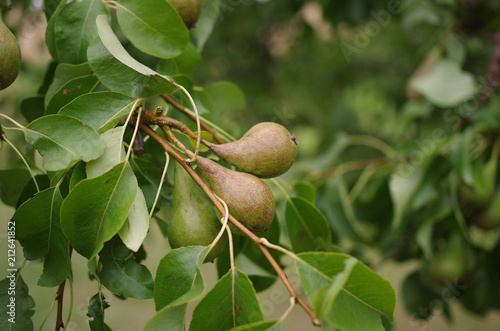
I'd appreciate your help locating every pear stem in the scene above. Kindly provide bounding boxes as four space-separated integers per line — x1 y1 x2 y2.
141 109 217 151
161 126 195 158
161 94 228 144
139 123 320 327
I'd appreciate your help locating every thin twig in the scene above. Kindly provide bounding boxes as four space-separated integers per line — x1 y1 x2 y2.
161 94 227 144
55 246 73 331
141 110 201 141
55 281 66 331
162 126 195 157
139 124 320 326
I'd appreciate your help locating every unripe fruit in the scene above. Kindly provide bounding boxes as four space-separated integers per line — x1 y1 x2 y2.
196 156 275 234
207 122 298 178
167 161 227 262
167 0 202 29
0 15 21 90
427 234 466 283
474 189 500 230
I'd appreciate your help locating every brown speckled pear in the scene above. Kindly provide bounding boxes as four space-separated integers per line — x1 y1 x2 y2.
0 16 21 90
208 122 298 178
167 161 227 262
196 156 275 234
167 0 202 28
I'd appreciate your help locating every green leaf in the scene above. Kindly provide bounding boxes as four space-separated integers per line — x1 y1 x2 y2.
88 19 177 98
188 131 213 152
143 305 187 331
16 175 51 208
86 127 125 179
98 236 154 299
45 0 67 62
13 187 70 287
0 169 32 207
54 0 108 64
154 246 206 311
87 292 111 331
449 128 477 188
119 188 150 252
60 161 138 260
46 75 99 114
116 0 189 59
196 81 246 113
157 43 202 76
45 63 93 108
296 252 396 330
0 275 35 331
59 92 135 134
445 34 465 65
410 60 475 107
293 181 317 203
146 246 208 331
402 271 444 320
20 96 45 123
285 197 332 253
130 153 172 210
314 257 357 320
389 165 426 229
189 267 264 331
192 0 221 51
69 161 87 191
23 115 105 172
229 320 281 331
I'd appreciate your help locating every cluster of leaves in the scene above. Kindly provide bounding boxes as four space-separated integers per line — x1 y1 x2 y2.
189 0 500 325
0 1 397 331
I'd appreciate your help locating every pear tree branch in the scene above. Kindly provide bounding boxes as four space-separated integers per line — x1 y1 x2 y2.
161 94 227 144
55 245 73 331
138 123 320 327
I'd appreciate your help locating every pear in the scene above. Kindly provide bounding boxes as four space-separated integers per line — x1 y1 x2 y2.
196 156 275 234
427 234 466 283
167 161 227 262
0 15 21 90
207 122 298 178
167 0 202 28
474 189 500 230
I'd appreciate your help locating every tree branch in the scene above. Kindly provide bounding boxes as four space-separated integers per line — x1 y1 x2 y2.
161 94 227 144
139 124 320 326
55 245 73 331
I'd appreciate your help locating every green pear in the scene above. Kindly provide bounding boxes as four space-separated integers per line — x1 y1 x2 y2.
167 0 202 28
196 156 275 234
474 189 500 230
0 15 21 90
167 161 227 262
207 122 298 178
428 234 466 283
